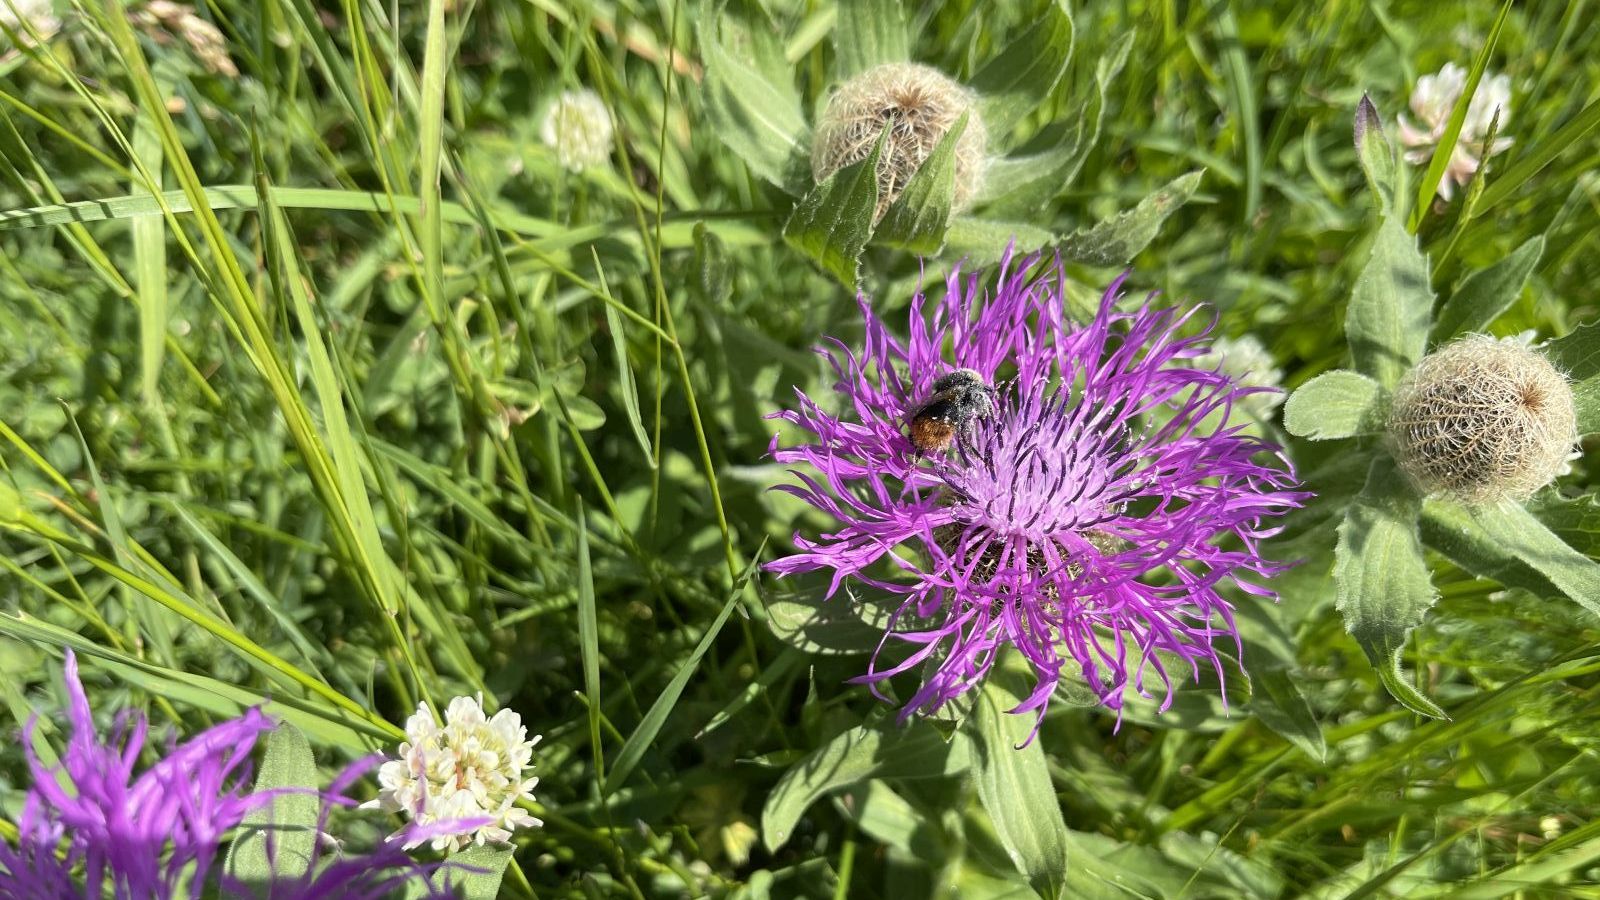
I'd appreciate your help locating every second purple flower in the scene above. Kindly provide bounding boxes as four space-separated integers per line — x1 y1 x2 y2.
768 252 1307 736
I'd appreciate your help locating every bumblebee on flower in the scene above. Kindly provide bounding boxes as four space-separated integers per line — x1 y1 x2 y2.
767 252 1306 740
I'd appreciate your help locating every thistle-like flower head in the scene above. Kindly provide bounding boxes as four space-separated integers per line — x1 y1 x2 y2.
540 88 614 172
367 694 542 852
811 62 987 220
1388 334 1576 503
767 253 1305 736
1398 62 1514 200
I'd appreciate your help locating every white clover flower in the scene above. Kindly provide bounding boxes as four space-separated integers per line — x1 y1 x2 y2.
1398 63 1514 200
0 0 60 46
1196 334 1285 421
365 694 543 853
540 88 613 172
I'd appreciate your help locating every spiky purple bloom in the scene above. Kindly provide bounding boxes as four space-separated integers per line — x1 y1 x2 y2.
767 253 1306 735
0 651 490 899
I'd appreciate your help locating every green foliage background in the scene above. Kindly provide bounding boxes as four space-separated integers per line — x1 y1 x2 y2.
0 0 1598 896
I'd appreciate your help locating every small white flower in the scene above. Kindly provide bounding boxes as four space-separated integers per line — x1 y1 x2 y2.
1398 63 1514 200
540 88 613 172
364 694 543 853
0 0 60 46
1196 334 1285 421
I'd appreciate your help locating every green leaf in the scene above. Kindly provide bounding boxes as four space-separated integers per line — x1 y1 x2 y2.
974 661 1069 898
978 31 1132 213
1283 370 1386 439
1346 214 1434 389
598 263 654 466
1407 0 1513 231
941 217 1055 267
0 614 390 750
1542 321 1600 434
765 577 894 655
874 112 965 253
575 503 604 785
1250 668 1327 762
1420 499 1560 600
225 724 321 893
1353 93 1397 211
782 130 883 287
762 718 972 852
603 559 758 795
1533 493 1600 558
699 6 811 193
1057 170 1203 266
1465 503 1600 618
435 844 516 900
969 0 1074 140
1334 458 1445 719
833 0 908 78
1431 236 1544 340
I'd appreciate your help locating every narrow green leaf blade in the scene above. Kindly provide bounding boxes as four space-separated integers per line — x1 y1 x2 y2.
1283 370 1386 439
1407 0 1513 230
1057 170 1203 266
1346 215 1434 389
974 665 1069 897
602 560 760 796
1432 236 1544 340
1334 459 1445 719
834 0 908 77
225 724 321 891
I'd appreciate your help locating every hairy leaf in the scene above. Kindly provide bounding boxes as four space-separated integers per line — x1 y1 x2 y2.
1283 369 1386 440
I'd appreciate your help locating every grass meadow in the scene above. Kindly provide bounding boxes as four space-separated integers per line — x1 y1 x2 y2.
1 0 1599 896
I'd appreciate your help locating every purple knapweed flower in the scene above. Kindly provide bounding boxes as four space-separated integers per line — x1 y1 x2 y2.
0 650 490 899
767 252 1306 737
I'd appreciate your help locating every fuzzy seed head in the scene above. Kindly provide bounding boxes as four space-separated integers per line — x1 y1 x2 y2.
1388 334 1576 503
811 62 987 221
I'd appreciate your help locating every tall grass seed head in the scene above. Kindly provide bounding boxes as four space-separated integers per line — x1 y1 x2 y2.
811 62 987 221
366 694 543 853
1388 334 1576 503
540 88 614 172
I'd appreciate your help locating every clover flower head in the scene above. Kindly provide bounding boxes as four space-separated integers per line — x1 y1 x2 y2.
767 252 1306 739
0 0 59 46
812 62 987 221
1388 333 1576 503
540 88 614 172
1194 334 1285 420
367 694 542 853
0 651 497 899
1398 62 1514 200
